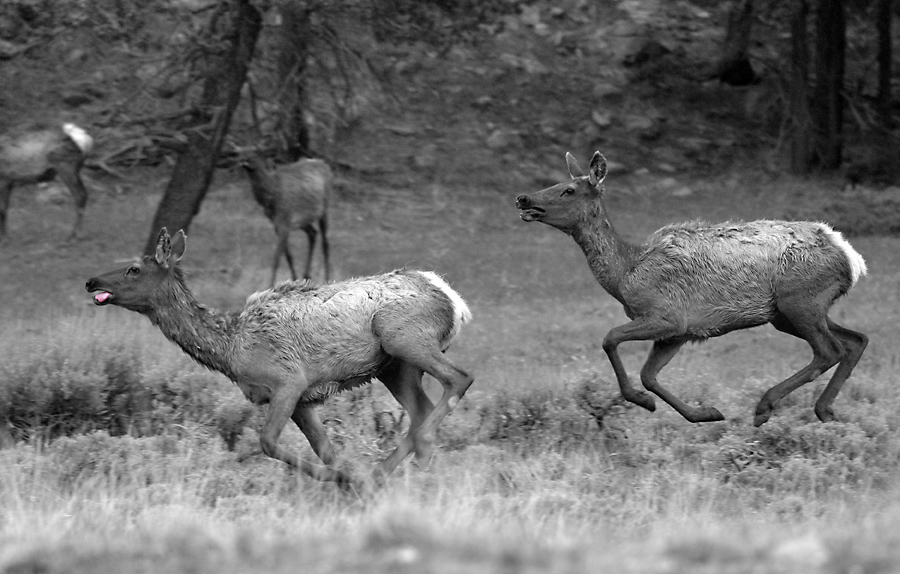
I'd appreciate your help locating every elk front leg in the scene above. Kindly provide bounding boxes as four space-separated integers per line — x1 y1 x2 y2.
641 339 724 423
271 229 296 286
603 316 724 422
291 404 355 491
302 225 317 280
55 165 87 241
602 318 662 412
255 376 353 487
292 404 337 465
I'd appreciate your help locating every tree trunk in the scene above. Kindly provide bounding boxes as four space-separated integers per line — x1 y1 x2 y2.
714 0 757 85
274 2 311 162
143 0 262 255
789 0 813 174
877 0 892 129
812 0 846 169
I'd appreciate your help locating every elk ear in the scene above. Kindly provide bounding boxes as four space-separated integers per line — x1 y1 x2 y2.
565 152 584 180
170 230 186 263
588 152 608 187
155 228 171 266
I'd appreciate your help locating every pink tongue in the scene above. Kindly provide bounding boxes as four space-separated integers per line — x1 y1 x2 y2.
94 292 111 303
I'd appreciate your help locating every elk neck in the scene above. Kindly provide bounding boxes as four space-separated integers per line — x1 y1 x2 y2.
244 164 278 212
147 273 240 380
569 198 642 304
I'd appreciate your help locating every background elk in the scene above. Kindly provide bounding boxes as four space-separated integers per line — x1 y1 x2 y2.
516 151 868 426
0 123 93 240
85 228 473 491
239 155 332 286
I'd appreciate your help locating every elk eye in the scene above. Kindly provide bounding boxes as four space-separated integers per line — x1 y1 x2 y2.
561 187 575 196
126 265 141 276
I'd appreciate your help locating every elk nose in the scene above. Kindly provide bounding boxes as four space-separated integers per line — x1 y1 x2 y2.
85 278 97 292
515 194 530 208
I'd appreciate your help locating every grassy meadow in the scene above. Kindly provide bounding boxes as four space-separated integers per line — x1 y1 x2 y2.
1 166 900 573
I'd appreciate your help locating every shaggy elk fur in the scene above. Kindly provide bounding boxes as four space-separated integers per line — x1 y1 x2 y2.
241 156 332 286
516 151 868 426
0 123 93 240
86 229 473 490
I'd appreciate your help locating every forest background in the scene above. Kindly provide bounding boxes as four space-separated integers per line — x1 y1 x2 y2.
1 0 900 572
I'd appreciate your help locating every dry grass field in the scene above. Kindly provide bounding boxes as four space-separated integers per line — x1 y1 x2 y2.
1 156 900 573
3 0 900 571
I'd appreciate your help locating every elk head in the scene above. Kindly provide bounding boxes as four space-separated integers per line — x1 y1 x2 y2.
85 228 186 314
516 151 608 233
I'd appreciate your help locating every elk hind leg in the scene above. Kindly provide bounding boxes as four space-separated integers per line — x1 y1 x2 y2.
370 335 472 486
378 359 437 466
754 305 844 426
814 319 868 422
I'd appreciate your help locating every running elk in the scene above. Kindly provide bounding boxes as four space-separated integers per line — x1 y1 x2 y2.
240 155 332 286
86 228 473 491
516 151 868 426
0 123 93 240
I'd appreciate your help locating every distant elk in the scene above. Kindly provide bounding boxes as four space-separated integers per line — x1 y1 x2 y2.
86 228 473 491
516 151 868 426
239 154 332 286
0 123 93 240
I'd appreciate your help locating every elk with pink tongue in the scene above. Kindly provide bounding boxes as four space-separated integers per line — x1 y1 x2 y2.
86 228 473 491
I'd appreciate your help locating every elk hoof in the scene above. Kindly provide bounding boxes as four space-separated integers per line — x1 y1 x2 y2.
752 411 771 427
413 442 436 469
235 448 263 463
695 406 725 422
814 406 837 423
627 390 656 412
335 470 359 495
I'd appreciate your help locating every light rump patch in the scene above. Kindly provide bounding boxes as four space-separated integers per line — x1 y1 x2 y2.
819 223 868 285
62 123 94 153
418 271 473 338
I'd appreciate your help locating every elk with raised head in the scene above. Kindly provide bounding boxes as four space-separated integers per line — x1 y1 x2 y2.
85 228 473 490
516 151 868 426
0 123 93 240
240 155 332 286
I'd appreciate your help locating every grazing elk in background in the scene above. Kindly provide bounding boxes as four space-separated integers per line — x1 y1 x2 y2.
86 228 473 491
240 155 332 286
0 123 93 240
516 151 868 426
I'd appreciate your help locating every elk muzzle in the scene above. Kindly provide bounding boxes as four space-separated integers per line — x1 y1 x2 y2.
516 194 544 222
85 278 113 305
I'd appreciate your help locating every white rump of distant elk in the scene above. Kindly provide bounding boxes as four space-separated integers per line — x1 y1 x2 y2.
0 123 93 240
